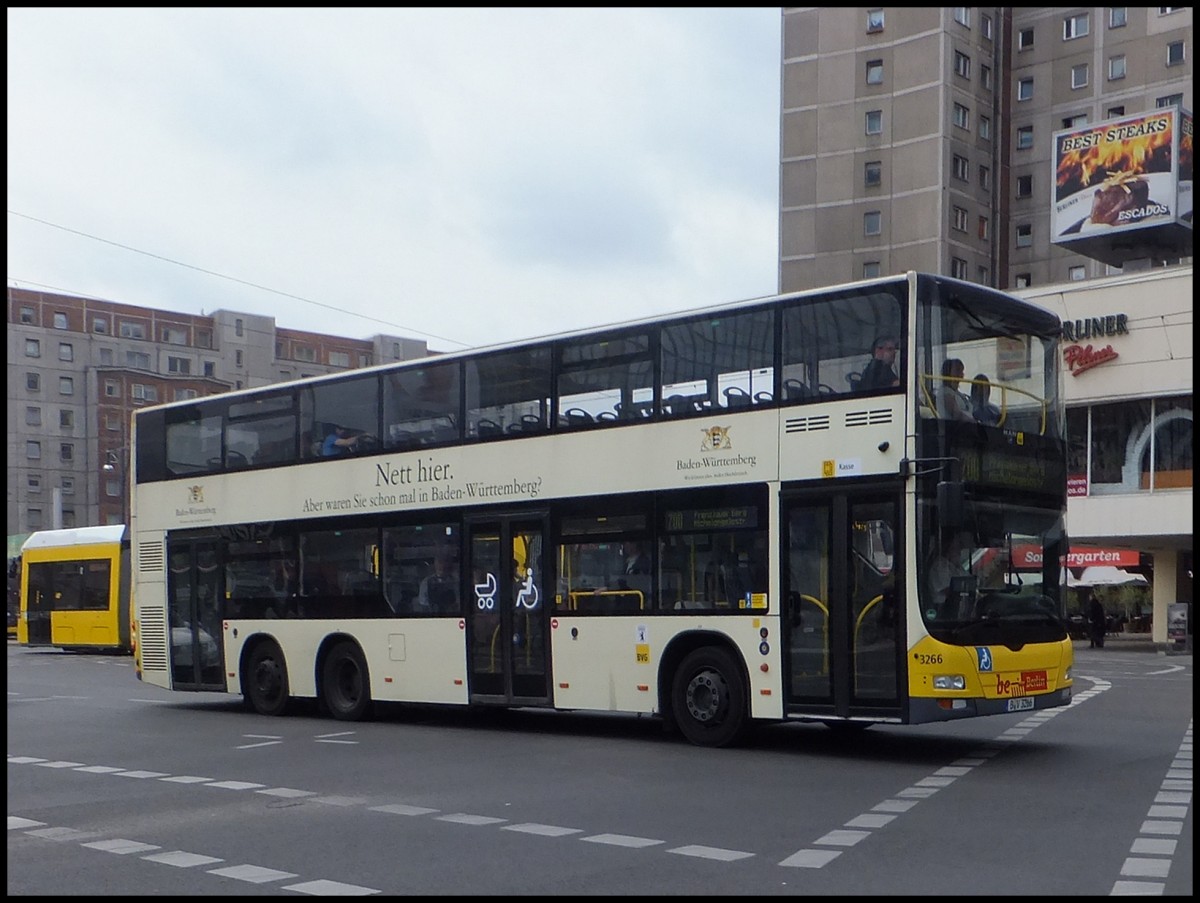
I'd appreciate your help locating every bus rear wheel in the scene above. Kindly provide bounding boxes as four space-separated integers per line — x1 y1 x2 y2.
245 640 290 716
322 640 372 721
671 647 747 748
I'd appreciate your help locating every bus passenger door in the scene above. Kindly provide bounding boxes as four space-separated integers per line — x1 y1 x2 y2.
23 563 52 646
466 515 550 705
166 538 226 691
782 490 903 720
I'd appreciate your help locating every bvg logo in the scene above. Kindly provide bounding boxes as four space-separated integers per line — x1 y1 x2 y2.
700 426 732 451
187 485 205 503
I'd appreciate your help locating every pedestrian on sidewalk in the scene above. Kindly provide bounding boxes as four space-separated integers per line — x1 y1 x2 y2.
1087 590 1106 649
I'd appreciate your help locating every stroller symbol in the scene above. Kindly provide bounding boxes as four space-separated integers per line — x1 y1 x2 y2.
474 572 498 610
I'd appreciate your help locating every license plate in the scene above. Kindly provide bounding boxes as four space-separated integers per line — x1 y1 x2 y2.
1006 696 1034 712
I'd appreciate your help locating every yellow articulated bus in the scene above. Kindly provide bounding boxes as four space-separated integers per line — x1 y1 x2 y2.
18 525 132 654
129 272 1072 746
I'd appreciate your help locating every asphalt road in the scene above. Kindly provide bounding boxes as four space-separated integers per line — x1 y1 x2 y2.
7 640 1193 896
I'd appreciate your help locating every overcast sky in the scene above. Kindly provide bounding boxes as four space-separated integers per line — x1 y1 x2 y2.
7 8 781 352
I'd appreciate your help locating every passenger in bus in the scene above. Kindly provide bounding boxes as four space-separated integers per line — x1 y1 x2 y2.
322 424 361 456
859 335 900 390
927 530 971 617
416 550 458 613
937 359 974 422
620 542 650 575
970 374 1001 425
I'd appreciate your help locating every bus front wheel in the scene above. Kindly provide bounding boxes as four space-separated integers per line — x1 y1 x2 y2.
244 641 290 717
322 640 373 721
671 647 747 748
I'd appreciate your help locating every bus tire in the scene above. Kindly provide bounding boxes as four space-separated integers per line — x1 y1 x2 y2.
244 640 290 717
670 647 747 748
322 640 372 722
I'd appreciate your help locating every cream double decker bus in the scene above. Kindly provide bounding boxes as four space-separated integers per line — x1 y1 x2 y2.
130 272 1073 746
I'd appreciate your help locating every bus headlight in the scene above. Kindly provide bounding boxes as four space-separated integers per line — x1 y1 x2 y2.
1063 665 1071 682
933 674 966 690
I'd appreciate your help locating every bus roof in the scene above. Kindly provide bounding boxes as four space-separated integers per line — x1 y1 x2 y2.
20 525 127 552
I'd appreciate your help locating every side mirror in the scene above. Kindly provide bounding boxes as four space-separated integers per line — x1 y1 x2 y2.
937 481 964 529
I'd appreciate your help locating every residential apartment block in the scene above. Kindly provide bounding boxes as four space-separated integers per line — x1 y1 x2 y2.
779 6 1192 293
7 287 429 543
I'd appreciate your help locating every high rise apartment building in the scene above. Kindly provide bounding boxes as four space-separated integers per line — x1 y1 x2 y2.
7 287 430 543
779 6 1192 293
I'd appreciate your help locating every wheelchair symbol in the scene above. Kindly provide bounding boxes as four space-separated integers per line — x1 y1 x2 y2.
516 567 540 609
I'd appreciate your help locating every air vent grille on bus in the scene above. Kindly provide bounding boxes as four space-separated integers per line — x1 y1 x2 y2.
845 409 894 427
784 415 831 434
137 607 168 672
137 541 165 573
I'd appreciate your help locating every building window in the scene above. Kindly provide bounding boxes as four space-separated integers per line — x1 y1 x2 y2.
59 377 74 396
329 350 351 368
951 258 969 279
1017 126 1034 150
196 328 213 349
28 509 43 529
952 206 969 232
104 379 119 397
294 345 315 363
19 306 35 324
1015 273 1032 288
1108 105 1126 118
1016 174 1034 198
167 356 191 375
1018 28 1034 50
1108 55 1126 80
953 103 970 130
862 261 881 279
26 441 41 460
980 64 992 90
25 338 40 358
978 216 990 241
1166 41 1185 67
28 475 41 493
977 265 990 284
125 350 151 369
1109 8 1127 28
1069 265 1086 281
1156 94 1184 109
865 110 883 135
105 412 121 430
92 316 108 334
1071 64 1089 89
161 326 188 345
982 13 993 40
58 342 74 361
866 9 884 32
953 8 970 28
978 165 991 190
979 115 991 140
53 312 68 329
25 406 41 426
952 154 969 181
99 347 113 365
174 388 199 401
131 384 158 402
235 318 244 337
26 373 40 392
59 409 73 429
61 476 74 496
204 361 216 377
359 353 372 368
119 321 145 339
866 59 884 85
1063 113 1089 129
864 211 882 236
106 478 122 498
1063 12 1089 40
235 350 244 368
60 443 74 462
1017 77 1033 101
1016 224 1033 248
954 51 971 79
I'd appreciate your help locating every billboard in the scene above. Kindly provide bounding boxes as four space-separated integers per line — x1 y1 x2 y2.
1051 108 1192 264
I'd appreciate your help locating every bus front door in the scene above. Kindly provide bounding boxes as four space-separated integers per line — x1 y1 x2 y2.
782 490 903 720
23 565 52 646
466 515 550 705
166 538 226 691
